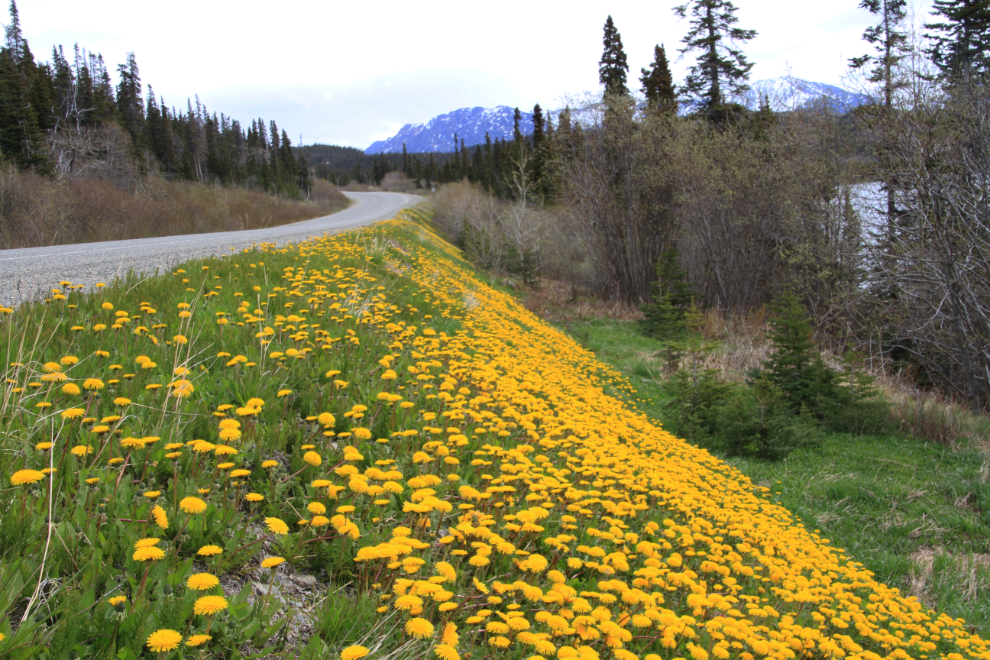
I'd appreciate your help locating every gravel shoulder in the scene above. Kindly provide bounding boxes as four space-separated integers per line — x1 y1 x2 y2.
0 191 423 308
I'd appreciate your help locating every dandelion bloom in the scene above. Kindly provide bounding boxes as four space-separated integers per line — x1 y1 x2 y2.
245 493 264 503
277 389 292 397
307 502 327 515
198 545 223 556
405 617 434 639
82 378 104 390
71 445 91 457
108 595 127 606
261 556 285 569
35 442 52 450
61 383 81 395
135 538 161 548
61 408 85 419
187 573 220 591
262 460 278 468
152 506 168 529
10 469 44 485
341 646 370 660
230 469 250 478
146 629 182 653
303 451 322 466
114 397 131 406
435 645 460 660
193 595 228 615
265 517 289 535
185 635 212 647
133 546 165 562
180 497 207 514
219 428 241 441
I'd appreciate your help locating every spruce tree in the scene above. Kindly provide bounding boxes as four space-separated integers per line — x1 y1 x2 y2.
673 0 757 112
532 103 544 145
640 44 677 113
754 292 837 419
115 52 144 146
925 0 990 78
4 0 24 64
599 15 629 96
851 0 910 107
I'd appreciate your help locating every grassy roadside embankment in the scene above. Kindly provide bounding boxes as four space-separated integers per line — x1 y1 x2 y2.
1 205 989 660
521 287 990 634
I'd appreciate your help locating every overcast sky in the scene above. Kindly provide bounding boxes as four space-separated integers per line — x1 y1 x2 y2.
22 0 935 150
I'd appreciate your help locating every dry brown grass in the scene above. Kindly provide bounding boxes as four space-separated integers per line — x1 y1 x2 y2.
910 547 990 606
0 168 349 249
522 278 990 445
521 278 643 323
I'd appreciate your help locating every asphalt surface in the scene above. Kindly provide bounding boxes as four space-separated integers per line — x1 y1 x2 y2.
0 191 424 308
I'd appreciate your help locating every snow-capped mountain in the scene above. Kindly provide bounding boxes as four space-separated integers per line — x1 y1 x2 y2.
365 106 534 155
734 77 869 113
365 79 870 154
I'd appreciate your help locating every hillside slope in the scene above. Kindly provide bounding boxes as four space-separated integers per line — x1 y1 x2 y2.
0 209 983 659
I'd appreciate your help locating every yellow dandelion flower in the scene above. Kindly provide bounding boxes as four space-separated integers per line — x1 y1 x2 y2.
146 629 182 653
193 595 228 616
198 545 223 556
133 546 165 562
405 617 434 639
261 556 285 568
434 645 460 660
185 634 212 647
152 505 168 529
10 469 44 485
179 497 207 514
341 645 370 660
265 517 289 535
187 573 220 591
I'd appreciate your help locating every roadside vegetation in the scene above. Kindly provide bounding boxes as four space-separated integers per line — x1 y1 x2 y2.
0 174 347 249
4 208 988 659
519 279 990 634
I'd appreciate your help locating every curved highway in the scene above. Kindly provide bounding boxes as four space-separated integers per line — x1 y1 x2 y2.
0 191 424 308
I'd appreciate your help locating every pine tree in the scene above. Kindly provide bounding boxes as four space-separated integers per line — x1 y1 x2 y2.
115 52 144 146
851 0 910 107
925 0 990 77
599 15 630 96
4 0 24 64
754 292 838 419
532 103 544 145
674 0 757 112
640 44 677 113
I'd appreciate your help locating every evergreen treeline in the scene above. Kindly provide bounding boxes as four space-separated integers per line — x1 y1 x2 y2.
0 1 310 197
306 124 555 196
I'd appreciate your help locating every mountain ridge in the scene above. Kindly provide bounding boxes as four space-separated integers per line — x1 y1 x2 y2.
365 77 870 154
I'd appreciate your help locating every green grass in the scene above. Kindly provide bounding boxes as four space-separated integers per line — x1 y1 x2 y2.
555 317 990 633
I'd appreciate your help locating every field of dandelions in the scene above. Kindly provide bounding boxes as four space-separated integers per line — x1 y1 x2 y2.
1 207 987 660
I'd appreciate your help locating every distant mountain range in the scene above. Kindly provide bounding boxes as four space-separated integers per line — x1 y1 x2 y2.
733 77 870 114
365 106 533 155
364 77 870 154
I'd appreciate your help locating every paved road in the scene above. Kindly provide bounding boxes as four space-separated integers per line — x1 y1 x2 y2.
0 191 424 308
